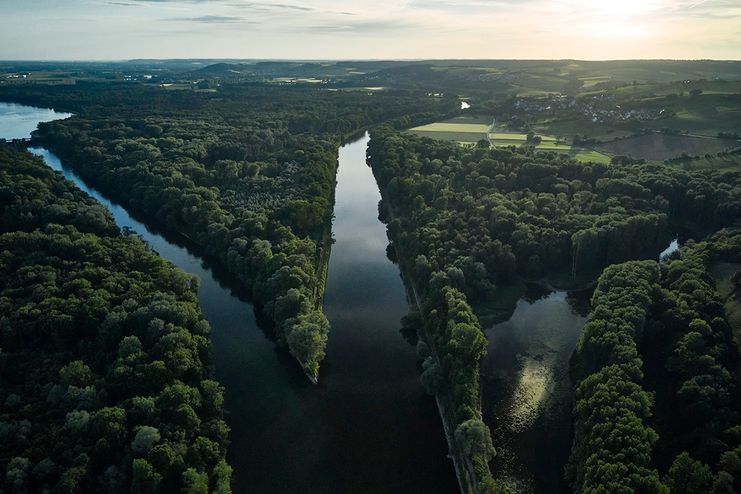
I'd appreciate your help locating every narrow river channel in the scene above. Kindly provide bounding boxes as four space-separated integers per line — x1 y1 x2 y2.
482 244 681 493
482 286 590 493
1 103 457 493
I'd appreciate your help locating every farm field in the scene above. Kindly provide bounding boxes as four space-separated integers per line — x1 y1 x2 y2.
489 131 612 163
501 79 741 152
409 116 491 142
411 118 612 163
596 133 739 162
612 79 741 98
579 74 611 88
411 129 488 142
640 96 741 137
534 117 635 140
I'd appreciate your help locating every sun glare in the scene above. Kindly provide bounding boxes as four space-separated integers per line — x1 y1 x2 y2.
575 0 659 38
586 0 659 18
587 21 648 38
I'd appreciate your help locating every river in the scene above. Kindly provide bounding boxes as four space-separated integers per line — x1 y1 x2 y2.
0 102 457 493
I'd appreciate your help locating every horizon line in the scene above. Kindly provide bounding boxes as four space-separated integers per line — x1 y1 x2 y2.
1 58 741 64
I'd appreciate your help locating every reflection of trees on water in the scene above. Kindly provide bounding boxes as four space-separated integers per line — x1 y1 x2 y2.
483 289 590 494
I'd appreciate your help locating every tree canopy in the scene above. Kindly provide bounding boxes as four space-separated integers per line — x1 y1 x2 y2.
0 82 457 379
0 144 231 493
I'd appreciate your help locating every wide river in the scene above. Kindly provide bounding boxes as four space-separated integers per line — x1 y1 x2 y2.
0 102 458 493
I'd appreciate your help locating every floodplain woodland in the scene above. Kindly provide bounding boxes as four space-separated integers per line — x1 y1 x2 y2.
0 58 740 494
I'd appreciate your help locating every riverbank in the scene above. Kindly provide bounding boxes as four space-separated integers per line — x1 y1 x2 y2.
379 191 484 494
32 132 335 380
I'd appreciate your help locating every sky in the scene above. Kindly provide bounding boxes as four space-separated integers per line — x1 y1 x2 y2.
0 0 739 60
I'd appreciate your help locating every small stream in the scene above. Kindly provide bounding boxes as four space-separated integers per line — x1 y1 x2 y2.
1 103 457 493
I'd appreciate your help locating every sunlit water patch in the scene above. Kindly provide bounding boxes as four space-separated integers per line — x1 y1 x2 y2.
660 238 679 260
482 286 590 493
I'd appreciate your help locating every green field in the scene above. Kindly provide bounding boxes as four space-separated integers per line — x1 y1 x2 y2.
409 116 492 142
414 122 491 133
411 118 611 163
579 75 612 88
489 131 611 163
569 149 612 164
534 117 637 140
612 80 741 98
412 130 488 142
489 132 529 140
596 133 738 162
160 83 192 90
638 95 741 137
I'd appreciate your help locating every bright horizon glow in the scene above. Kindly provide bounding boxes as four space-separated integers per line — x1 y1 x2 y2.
0 0 739 60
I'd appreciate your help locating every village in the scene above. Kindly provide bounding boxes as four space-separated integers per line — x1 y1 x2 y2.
509 93 667 124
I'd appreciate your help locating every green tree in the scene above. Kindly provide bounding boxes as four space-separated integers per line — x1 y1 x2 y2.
131 459 162 494
132 426 161 455
180 468 209 494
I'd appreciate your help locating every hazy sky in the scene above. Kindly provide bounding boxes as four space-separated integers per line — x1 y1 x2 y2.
1 0 739 60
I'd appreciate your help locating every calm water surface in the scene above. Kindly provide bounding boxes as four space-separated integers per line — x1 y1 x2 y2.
483 238 680 494
0 102 71 139
660 239 680 260
317 133 457 493
482 286 590 493
2 103 457 493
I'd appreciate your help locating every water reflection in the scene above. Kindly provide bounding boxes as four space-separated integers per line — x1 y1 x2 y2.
482 234 680 492
482 286 591 493
0 102 72 139
660 238 679 260
319 133 458 493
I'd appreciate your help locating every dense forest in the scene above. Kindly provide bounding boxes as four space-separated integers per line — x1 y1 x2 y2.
0 144 231 492
370 128 740 285
569 229 741 493
1 65 739 493
367 127 741 490
0 82 458 379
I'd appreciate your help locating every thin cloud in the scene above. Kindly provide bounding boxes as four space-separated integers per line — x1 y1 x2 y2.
655 0 741 20
164 15 255 23
112 0 355 15
406 0 526 10
226 2 356 16
3 0 741 59
301 19 418 34
119 0 311 8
